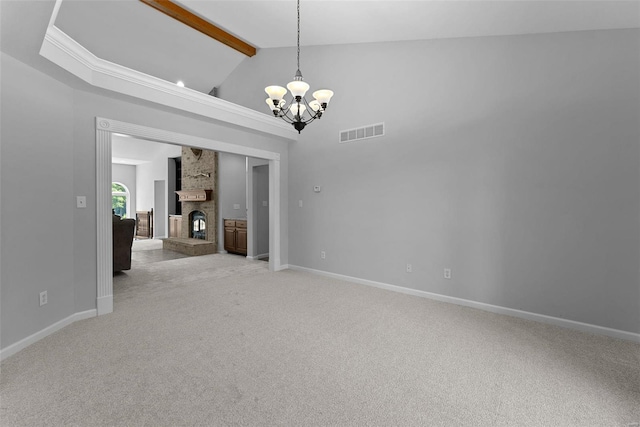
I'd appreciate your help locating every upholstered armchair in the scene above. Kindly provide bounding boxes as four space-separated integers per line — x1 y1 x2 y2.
113 214 136 272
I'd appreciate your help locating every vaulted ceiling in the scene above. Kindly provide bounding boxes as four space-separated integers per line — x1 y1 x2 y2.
52 0 640 95
2 0 637 163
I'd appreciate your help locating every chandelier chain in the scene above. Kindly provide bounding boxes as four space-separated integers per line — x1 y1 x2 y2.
297 0 300 71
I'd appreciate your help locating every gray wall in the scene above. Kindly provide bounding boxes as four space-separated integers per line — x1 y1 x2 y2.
153 180 166 238
220 29 640 333
218 152 248 252
135 143 181 214
112 163 136 218
0 50 290 351
1 53 76 348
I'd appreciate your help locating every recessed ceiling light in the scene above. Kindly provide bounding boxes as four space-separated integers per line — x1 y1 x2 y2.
177 81 185 87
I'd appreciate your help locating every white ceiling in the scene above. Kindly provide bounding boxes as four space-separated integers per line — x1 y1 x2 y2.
181 0 640 48
112 135 182 165
55 0 246 94
50 0 639 164
53 0 640 96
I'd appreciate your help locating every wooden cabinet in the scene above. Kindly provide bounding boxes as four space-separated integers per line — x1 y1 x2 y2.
135 210 153 239
169 215 182 238
224 219 247 255
236 225 247 254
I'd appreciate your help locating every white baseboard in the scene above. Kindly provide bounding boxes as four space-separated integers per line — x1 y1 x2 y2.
275 263 289 272
0 309 97 361
287 265 640 343
97 295 113 315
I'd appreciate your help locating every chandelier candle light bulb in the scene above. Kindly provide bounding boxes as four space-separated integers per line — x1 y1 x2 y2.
263 0 334 133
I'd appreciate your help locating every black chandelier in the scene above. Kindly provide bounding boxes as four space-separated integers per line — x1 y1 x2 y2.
264 0 334 133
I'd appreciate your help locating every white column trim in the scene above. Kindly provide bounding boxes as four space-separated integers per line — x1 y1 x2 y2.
246 159 255 259
96 128 113 315
269 159 282 271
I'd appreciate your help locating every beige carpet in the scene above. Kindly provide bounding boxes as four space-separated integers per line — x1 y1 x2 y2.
1 254 639 426
132 238 164 251
130 239 190 265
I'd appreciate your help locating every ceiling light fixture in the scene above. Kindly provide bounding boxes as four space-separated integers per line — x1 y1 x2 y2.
176 81 185 87
264 0 334 133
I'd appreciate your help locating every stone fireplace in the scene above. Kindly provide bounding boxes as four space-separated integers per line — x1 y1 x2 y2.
180 147 218 244
162 147 218 256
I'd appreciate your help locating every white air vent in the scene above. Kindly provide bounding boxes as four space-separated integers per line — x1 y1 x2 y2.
340 123 384 143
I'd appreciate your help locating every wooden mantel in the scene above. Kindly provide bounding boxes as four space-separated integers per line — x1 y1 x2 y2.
176 189 213 202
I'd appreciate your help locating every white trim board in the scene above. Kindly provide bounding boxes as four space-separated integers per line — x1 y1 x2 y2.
0 310 97 361
40 1 297 142
288 265 640 343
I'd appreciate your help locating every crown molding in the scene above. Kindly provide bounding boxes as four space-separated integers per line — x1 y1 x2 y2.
39 4 297 142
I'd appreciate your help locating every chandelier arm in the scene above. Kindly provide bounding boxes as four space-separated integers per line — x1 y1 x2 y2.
299 96 321 123
277 106 297 124
279 112 295 124
302 115 319 125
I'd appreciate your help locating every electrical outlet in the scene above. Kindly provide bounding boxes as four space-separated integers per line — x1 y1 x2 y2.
406 263 412 273
444 268 452 279
233 204 240 210
76 196 86 208
321 251 326 259
39 291 47 306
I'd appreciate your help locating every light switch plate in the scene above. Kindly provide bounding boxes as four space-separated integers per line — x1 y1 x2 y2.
76 196 87 208
313 185 321 193
233 204 240 210
262 201 268 207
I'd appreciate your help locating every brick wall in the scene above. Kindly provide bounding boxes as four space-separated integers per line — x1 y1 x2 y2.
180 147 218 246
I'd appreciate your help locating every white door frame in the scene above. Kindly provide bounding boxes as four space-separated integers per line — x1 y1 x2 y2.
246 158 270 259
96 117 283 315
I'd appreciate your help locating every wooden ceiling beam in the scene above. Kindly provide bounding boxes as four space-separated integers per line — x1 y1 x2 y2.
139 0 257 57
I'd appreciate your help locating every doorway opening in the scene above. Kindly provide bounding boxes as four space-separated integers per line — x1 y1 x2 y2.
97 117 283 316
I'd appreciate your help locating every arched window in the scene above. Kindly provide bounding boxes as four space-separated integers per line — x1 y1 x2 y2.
112 182 130 218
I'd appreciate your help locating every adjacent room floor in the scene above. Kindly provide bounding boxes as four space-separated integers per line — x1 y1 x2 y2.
129 238 190 264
